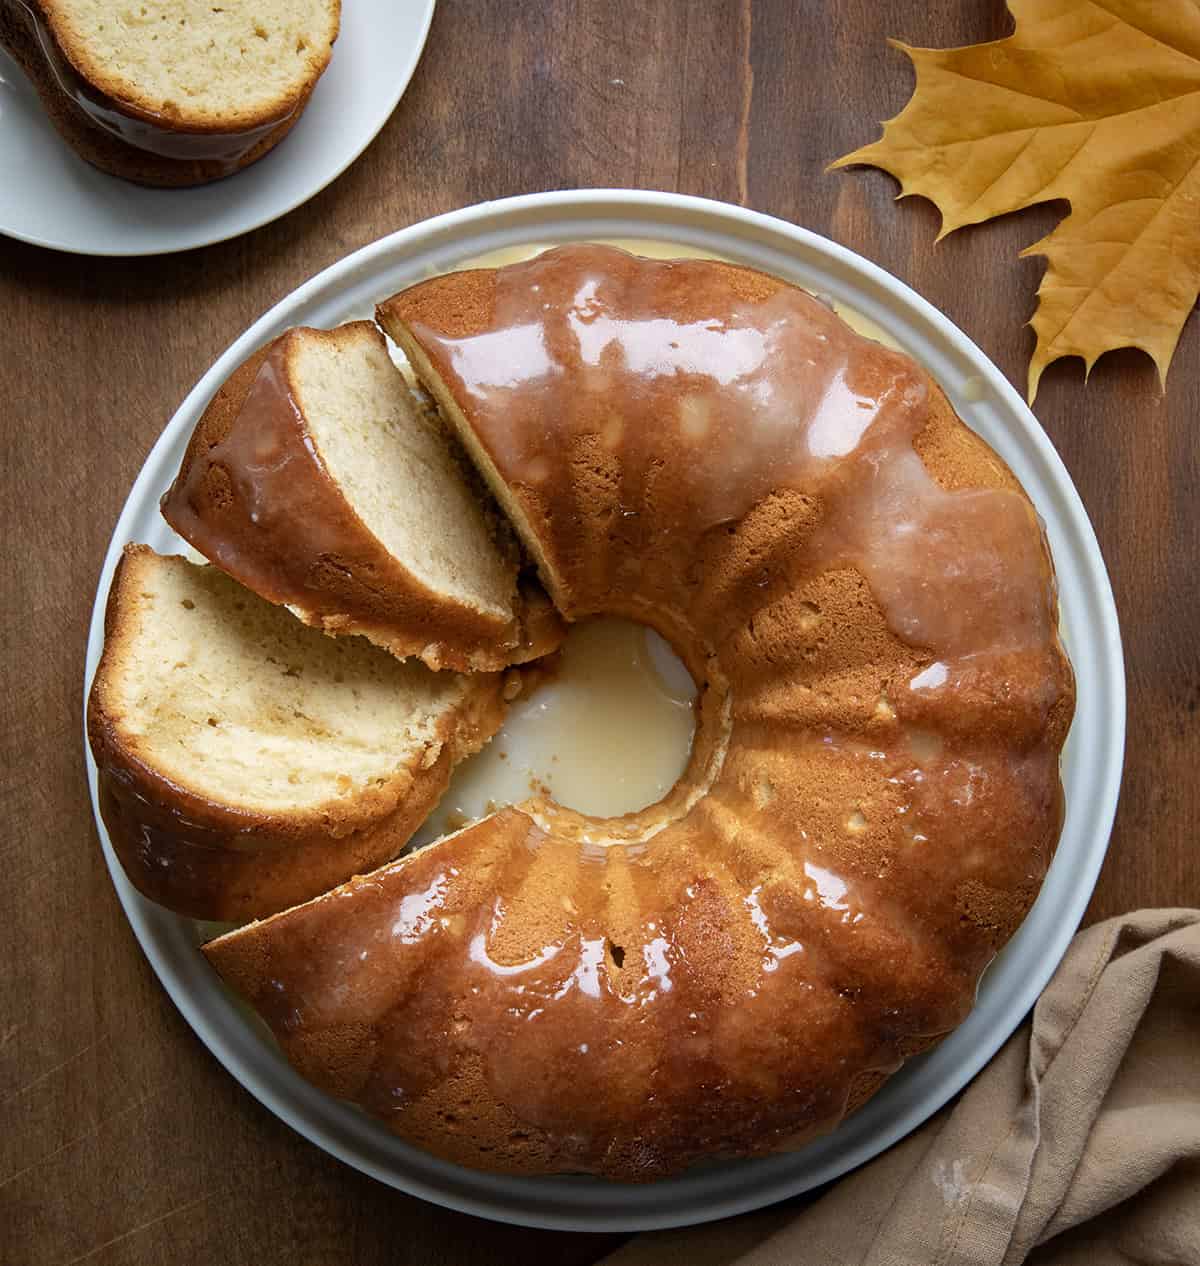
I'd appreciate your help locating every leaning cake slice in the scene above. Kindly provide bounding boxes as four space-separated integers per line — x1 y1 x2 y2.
161 322 562 672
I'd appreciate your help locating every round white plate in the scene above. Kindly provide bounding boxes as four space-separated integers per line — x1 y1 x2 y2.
0 0 435 256
83 191 1125 1231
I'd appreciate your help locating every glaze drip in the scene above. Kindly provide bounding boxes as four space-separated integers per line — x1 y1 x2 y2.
409 244 1053 673
162 343 349 610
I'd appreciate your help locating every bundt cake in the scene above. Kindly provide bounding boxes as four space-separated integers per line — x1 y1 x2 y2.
88 545 511 922
194 244 1075 1181
161 322 564 672
0 0 339 186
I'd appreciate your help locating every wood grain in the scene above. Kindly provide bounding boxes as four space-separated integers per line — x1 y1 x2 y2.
2 2 1196 1262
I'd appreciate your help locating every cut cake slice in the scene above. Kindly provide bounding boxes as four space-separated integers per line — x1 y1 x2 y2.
87 545 511 922
161 321 562 671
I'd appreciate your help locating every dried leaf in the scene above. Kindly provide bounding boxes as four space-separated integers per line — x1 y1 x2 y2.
832 0 1200 401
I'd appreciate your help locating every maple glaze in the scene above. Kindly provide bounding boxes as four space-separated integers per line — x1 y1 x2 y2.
416 617 696 836
160 325 557 672
208 246 1074 1178
162 342 350 608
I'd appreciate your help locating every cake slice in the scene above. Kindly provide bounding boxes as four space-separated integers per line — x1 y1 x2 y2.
0 0 339 187
161 322 563 672
87 545 511 922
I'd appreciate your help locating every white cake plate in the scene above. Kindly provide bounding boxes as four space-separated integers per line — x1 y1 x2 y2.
83 190 1125 1231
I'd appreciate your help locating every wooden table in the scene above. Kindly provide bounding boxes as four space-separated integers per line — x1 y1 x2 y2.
3 3 1196 1262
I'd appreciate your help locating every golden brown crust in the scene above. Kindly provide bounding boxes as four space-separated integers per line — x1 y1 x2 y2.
199 809 981 1180
206 248 1075 1180
381 270 499 341
87 546 509 922
0 0 331 186
161 323 564 670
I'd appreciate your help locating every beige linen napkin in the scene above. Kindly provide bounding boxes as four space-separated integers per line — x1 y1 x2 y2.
604 909 1200 1266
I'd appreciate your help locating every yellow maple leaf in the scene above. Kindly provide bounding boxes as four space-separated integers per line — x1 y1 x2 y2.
831 0 1200 401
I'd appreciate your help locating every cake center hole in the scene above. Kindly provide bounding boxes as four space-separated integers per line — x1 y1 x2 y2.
416 618 698 837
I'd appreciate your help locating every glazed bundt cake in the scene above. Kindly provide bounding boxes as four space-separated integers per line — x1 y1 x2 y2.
195 244 1075 1180
161 322 563 671
0 0 339 186
88 545 510 922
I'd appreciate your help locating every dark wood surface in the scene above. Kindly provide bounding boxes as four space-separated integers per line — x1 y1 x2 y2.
2 3 1196 1262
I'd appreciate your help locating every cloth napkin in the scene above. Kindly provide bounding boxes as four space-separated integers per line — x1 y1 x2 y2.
603 909 1200 1266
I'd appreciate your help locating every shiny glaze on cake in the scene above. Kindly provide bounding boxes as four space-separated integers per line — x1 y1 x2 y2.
207 246 1075 1180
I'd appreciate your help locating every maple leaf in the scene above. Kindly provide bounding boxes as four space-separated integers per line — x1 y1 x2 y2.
831 0 1200 401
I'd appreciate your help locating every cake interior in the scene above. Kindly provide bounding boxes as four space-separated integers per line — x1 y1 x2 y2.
295 329 518 622
43 0 337 124
105 552 468 814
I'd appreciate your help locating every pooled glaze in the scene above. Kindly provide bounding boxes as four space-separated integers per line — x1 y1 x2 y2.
415 617 696 835
206 246 1075 1179
8 0 297 168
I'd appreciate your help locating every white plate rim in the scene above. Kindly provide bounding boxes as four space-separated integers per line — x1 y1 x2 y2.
0 0 436 257
82 189 1126 1232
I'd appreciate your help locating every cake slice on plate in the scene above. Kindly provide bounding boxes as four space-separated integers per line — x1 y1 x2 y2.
0 0 340 186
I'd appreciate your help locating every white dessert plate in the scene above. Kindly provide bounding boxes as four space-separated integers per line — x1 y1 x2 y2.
83 191 1125 1231
0 0 435 256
